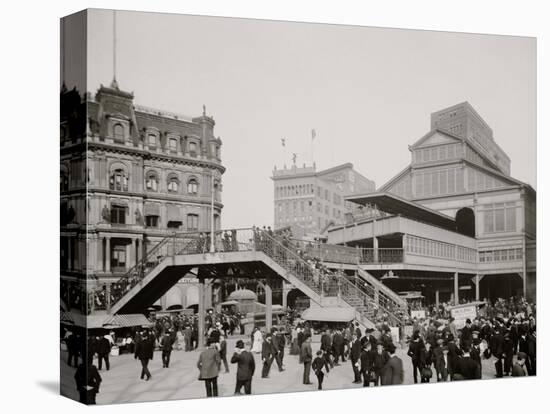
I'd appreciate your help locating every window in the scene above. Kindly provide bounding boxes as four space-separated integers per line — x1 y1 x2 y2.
167 177 179 193
146 172 159 192
110 169 128 191
189 141 197 157
110 206 126 224
187 178 199 195
113 123 124 142
169 138 178 151
111 245 127 270
145 215 159 228
147 134 157 147
482 203 517 233
60 172 69 192
187 214 199 231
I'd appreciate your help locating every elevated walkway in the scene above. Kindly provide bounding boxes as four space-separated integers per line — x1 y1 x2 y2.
97 229 405 331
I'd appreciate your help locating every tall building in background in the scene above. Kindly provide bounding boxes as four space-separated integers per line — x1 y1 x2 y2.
272 163 375 238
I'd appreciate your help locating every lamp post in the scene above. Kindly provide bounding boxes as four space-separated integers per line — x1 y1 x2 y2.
210 172 216 253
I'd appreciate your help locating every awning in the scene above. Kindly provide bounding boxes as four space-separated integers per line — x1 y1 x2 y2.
103 314 153 328
301 307 356 322
220 300 239 306
167 204 182 222
144 202 160 216
343 192 458 232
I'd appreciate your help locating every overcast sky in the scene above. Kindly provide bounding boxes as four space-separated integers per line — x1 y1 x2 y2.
83 9 536 229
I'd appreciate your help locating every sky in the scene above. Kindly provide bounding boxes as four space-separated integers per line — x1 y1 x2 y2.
81 9 536 229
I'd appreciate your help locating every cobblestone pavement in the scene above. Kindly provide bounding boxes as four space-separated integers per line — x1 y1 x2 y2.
60 336 508 405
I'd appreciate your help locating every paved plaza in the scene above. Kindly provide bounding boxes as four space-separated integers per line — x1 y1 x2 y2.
60 336 506 404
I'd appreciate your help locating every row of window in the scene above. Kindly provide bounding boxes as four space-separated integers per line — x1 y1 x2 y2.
466 168 505 192
109 168 204 195
414 167 464 198
275 184 314 198
414 143 462 164
276 199 344 221
405 235 476 263
110 204 202 231
479 248 523 263
482 202 517 234
112 123 221 159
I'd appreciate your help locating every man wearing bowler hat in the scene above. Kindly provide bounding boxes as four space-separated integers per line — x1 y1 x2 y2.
231 340 255 395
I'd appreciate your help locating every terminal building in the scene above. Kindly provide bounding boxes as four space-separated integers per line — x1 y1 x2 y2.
325 102 536 303
272 163 375 238
60 80 223 314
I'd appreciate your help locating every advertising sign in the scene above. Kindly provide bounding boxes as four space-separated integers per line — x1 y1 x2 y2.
450 304 477 329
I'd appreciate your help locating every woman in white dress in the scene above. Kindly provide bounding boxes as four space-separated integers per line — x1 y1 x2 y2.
251 327 263 353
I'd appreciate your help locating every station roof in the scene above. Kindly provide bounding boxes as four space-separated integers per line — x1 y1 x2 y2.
345 192 457 232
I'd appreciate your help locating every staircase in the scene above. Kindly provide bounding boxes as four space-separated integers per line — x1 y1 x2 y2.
92 228 406 327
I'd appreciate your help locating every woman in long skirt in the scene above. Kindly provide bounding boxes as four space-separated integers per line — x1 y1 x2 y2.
251 327 263 353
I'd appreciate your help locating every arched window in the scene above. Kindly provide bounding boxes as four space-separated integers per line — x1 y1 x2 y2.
167 176 179 193
110 168 128 191
113 123 124 142
189 141 198 157
147 134 157 147
145 171 159 192
187 177 199 195
168 138 178 152
60 171 69 192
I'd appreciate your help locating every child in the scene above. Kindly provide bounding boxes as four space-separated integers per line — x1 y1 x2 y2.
312 350 330 390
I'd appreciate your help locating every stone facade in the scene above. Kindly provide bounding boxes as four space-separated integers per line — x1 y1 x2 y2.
60 82 224 313
272 163 375 238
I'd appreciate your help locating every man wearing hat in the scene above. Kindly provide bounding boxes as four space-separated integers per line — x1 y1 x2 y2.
197 338 221 397
160 330 175 368
512 352 528 377
231 340 255 395
381 343 404 386
372 341 389 386
261 333 276 378
490 325 505 378
433 339 448 382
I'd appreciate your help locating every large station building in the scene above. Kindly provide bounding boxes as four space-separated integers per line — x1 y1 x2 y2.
326 102 536 303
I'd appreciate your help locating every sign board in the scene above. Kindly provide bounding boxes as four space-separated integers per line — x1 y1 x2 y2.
410 310 426 320
450 304 477 329
404 325 414 339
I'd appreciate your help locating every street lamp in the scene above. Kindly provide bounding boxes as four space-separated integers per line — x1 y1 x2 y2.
210 173 216 253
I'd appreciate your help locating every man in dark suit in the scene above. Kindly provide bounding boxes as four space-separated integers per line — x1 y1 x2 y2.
135 331 155 381
272 329 286 372
231 340 255 395
74 358 102 404
407 331 424 384
491 325 505 378
360 341 375 387
433 340 448 382
455 346 481 380
446 336 462 380
96 335 112 371
349 333 362 384
332 329 345 364
511 352 528 377
261 334 276 378
381 344 404 385
372 342 389 386
300 334 313 384
320 329 334 368
160 331 174 368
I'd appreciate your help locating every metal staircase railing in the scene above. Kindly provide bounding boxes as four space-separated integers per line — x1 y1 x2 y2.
88 227 407 326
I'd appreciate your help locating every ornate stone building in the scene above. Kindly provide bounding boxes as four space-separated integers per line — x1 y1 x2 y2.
60 81 224 314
